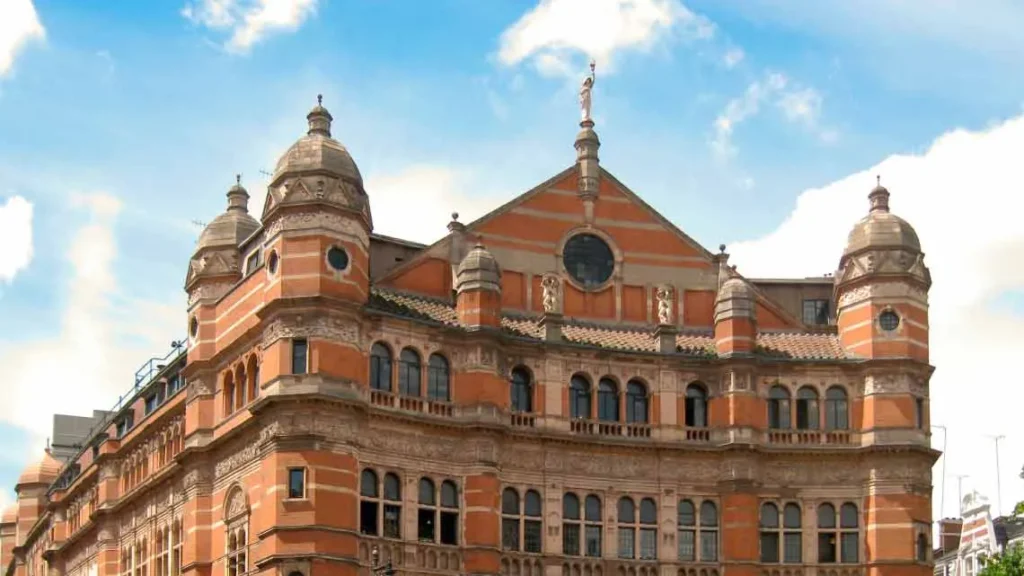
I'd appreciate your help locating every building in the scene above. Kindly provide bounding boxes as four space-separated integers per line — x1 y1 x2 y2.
933 493 1024 576
0 86 938 576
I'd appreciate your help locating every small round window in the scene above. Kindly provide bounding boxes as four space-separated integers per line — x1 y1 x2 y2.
327 246 349 272
267 250 279 275
878 309 900 332
562 233 615 289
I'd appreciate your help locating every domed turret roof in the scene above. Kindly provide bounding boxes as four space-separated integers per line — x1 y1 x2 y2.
271 95 362 186
842 178 920 257
17 450 61 487
456 242 501 293
718 276 754 300
195 176 260 253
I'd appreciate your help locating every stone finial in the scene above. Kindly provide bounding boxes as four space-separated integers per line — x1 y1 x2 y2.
869 174 890 213
226 174 250 212
448 211 466 234
307 94 333 137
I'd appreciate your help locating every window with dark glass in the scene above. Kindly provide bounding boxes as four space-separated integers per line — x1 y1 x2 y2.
439 480 459 545
511 367 532 413
382 473 402 538
562 233 615 289
618 497 658 560
427 354 450 401
370 343 392 392
915 397 925 429
879 309 900 331
678 500 697 561
245 251 260 275
796 386 819 430
825 386 849 430
291 338 308 375
584 495 603 557
617 497 637 559
817 503 838 563
287 468 305 499
768 385 791 429
523 490 542 553
625 380 648 424
802 299 830 326
418 478 437 542
502 488 521 551
145 394 159 415
699 501 719 562
840 503 859 563
759 503 780 563
916 533 929 562
562 493 581 556
782 503 802 563
569 374 591 420
398 348 421 396
685 383 708 427
597 378 619 422
359 469 379 535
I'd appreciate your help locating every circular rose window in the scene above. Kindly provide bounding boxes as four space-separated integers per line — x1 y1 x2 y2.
563 233 615 289
878 309 900 332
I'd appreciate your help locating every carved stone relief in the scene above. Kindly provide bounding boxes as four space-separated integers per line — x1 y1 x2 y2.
261 315 360 349
263 209 369 247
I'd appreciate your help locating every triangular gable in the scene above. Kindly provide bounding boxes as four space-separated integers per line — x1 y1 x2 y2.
376 164 805 329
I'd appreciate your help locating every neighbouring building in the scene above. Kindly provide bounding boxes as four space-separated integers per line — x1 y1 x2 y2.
1 86 937 576
933 493 1024 576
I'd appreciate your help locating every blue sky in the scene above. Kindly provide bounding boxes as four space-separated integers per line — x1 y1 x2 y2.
2 0 1024 529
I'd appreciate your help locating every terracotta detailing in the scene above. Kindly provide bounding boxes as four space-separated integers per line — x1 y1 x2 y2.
462 473 500 576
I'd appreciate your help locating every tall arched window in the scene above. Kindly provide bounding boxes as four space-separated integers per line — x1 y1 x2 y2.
247 355 259 401
796 386 819 430
685 383 708 427
398 348 422 396
427 354 450 401
510 367 532 413
234 365 246 411
359 469 380 536
569 374 592 420
370 343 392 392
223 373 235 416
439 480 459 545
382 472 402 538
825 386 849 430
759 503 780 563
501 488 521 551
768 386 792 429
583 495 603 557
523 489 542 553
418 478 437 541
699 501 719 561
839 503 859 563
625 380 648 424
782 503 802 563
562 493 581 556
817 503 838 563
226 528 245 576
597 378 619 422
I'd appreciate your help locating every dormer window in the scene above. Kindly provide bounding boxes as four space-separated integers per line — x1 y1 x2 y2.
245 251 261 275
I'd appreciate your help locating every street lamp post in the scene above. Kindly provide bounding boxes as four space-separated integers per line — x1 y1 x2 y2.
371 546 395 576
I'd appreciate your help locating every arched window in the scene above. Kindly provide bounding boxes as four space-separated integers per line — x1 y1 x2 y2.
510 367 532 413
501 488 521 551
678 500 697 561
569 374 592 420
226 528 245 576
584 495 603 557
782 503 802 563
247 355 259 401
796 386 819 430
618 497 658 560
562 493 581 556
223 373 235 416
597 378 619 422
817 503 837 563
418 478 436 541
383 472 402 539
625 380 648 424
768 386 791 429
916 533 929 562
234 365 246 411
759 503 780 563
501 487 542 553
171 519 182 576
359 469 379 535
840 503 859 563
398 348 422 396
427 354 450 401
369 343 392 392
825 386 849 430
685 383 708 427
700 501 719 561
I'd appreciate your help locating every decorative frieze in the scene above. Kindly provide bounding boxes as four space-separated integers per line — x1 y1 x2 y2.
862 373 927 396
836 280 928 309
263 209 370 247
261 315 360 349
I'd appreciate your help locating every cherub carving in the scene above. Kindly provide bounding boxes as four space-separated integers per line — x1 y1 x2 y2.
541 275 561 314
656 286 673 325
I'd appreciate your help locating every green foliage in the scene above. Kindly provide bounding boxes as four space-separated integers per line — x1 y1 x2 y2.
979 542 1024 576
1013 501 1024 517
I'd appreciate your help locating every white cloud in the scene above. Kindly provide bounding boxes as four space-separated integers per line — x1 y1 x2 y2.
729 113 1024 525
181 0 318 54
367 165 513 245
497 0 714 77
0 0 45 77
722 46 744 68
0 192 181 440
711 72 834 159
0 195 33 285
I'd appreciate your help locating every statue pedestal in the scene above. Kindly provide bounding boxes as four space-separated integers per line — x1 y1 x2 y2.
539 313 563 343
654 324 677 354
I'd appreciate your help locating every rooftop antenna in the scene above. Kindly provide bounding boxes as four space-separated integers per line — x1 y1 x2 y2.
953 474 969 515
986 434 1006 517
259 169 273 179
933 424 949 519
191 219 207 228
